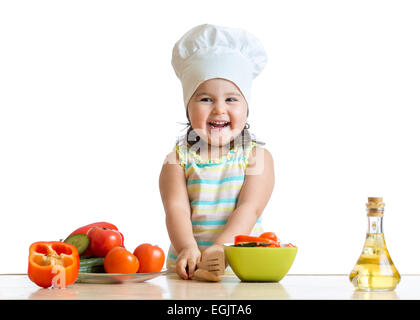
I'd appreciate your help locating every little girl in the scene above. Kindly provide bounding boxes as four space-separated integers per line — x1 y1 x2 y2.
159 24 275 280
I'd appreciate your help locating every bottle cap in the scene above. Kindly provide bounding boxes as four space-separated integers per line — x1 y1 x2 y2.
366 197 384 216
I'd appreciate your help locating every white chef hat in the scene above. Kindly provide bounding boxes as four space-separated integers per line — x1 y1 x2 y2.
172 24 268 108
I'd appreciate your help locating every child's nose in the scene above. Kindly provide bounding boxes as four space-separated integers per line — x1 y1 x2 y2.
212 101 227 114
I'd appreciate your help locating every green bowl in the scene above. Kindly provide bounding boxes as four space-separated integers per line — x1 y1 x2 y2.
224 244 297 282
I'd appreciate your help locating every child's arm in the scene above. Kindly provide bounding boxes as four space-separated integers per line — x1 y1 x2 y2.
159 150 201 280
207 146 275 249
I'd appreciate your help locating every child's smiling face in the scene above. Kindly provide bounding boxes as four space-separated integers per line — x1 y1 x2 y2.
187 78 248 148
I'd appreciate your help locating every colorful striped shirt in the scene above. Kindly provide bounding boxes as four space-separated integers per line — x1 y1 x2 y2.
166 135 264 271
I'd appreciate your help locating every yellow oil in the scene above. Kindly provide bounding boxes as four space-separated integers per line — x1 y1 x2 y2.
350 233 400 291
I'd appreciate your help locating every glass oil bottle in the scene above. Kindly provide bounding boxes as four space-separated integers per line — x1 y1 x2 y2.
349 197 400 291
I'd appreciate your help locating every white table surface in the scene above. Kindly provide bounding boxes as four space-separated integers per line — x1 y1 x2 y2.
1 273 419 300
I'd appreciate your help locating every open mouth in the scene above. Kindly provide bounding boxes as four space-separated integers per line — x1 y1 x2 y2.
208 121 231 130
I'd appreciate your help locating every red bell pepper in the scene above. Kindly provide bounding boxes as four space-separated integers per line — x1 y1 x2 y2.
68 221 118 236
234 235 281 247
259 232 279 243
67 222 124 256
28 241 80 288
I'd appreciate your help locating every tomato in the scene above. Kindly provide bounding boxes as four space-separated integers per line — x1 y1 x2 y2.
104 247 139 274
28 241 80 288
87 227 124 257
259 232 279 243
67 222 123 257
133 244 165 273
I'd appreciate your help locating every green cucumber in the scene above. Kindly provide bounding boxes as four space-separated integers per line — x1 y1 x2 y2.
79 257 105 273
63 233 90 255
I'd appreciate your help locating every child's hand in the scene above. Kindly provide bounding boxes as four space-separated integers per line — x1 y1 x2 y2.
176 246 201 280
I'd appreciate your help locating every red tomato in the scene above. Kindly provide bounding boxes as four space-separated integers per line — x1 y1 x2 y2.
104 247 139 274
87 227 123 257
133 244 165 273
259 232 279 243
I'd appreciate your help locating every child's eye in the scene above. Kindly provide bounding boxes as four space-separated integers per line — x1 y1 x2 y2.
226 98 237 102
200 97 212 102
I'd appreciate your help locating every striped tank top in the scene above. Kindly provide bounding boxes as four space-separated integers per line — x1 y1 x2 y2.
166 135 264 271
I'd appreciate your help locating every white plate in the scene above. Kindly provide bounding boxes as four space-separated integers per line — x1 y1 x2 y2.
76 270 168 284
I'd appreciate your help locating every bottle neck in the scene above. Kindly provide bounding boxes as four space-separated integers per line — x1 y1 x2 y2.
367 216 383 233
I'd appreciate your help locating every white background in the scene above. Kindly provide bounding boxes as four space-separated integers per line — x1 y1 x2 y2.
1 0 419 274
